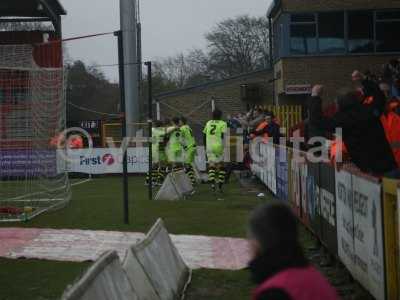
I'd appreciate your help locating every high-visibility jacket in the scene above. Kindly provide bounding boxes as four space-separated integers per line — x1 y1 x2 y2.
381 112 400 168
359 94 400 168
250 121 269 144
330 139 349 165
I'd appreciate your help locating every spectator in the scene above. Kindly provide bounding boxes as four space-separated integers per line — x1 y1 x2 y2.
266 114 281 145
248 108 266 129
383 59 400 98
227 114 242 129
309 82 397 175
250 114 269 144
379 81 392 101
249 202 339 300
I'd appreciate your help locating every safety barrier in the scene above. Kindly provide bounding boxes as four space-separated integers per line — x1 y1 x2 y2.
252 143 400 300
129 219 190 300
61 251 137 300
155 171 194 201
62 219 191 300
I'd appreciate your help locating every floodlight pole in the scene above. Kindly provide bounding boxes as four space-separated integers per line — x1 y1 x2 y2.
115 30 130 224
145 61 153 200
120 0 140 137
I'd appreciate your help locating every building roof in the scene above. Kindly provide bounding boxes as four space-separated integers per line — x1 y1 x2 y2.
0 0 66 18
267 0 282 18
156 68 272 100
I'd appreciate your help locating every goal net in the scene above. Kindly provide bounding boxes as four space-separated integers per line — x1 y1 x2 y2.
0 43 70 222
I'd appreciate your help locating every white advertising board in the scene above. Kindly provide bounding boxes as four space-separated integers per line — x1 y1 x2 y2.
335 169 355 272
352 176 384 300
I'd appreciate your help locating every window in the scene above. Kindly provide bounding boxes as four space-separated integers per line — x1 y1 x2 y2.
290 13 317 55
318 12 345 53
348 11 374 53
291 14 315 23
376 11 400 52
284 10 400 57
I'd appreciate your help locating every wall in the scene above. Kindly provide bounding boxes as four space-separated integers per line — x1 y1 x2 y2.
157 71 274 137
274 54 398 104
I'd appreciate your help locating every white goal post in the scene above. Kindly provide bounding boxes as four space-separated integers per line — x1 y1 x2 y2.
0 43 70 222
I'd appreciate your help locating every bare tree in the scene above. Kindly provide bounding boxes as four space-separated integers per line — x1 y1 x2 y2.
206 15 270 78
154 49 210 89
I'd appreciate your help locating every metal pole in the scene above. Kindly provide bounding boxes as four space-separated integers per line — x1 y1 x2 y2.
145 61 153 200
120 0 140 137
156 101 161 121
115 30 130 224
268 16 277 106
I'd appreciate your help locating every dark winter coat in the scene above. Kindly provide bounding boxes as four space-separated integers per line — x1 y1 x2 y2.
308 80 397 175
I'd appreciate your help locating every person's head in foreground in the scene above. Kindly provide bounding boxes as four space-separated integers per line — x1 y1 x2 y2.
248 202 339 300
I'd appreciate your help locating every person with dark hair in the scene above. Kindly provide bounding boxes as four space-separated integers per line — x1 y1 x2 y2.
266 113 281 145
180 116 197 185
249 107 266 129
309 80 397 175
203 108 227 195
249 202 339 300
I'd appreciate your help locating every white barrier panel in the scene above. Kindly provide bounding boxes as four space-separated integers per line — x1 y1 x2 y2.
155 174 182 201
260 144 267 186
267 144 277 195
61 251 138 300
336 169 385 300
155 171 194 201
300 162 308 215
336 169 355 276
130 219 190 300
291 158 301 211
172 170 194 196
352 176 384 300
122 249 160 300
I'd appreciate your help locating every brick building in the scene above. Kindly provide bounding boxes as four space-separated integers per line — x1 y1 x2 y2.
155 69 273 137
268 0 400 105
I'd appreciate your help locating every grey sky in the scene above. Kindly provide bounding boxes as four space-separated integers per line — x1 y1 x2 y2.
60 0 271 81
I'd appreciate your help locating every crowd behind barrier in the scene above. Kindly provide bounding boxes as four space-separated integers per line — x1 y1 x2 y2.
61 219 191 300
251 142 400 300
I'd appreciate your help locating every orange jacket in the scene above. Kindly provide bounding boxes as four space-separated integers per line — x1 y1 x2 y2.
330 139 349 165
250 121 269 144
381 112 400 168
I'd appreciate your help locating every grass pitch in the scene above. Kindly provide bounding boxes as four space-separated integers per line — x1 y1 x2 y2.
0 176 267 300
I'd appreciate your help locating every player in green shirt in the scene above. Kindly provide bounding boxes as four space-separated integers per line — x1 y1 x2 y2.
180 117 197 185
203 108 228 194
166 117 184 171
146 120 167 185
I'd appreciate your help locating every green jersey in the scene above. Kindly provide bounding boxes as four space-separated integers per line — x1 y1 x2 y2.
180 124 196 148
152 127 165 151
166 126 183 152
203 120 227 154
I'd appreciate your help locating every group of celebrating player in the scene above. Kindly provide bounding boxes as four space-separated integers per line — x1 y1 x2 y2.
147 108 228 195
